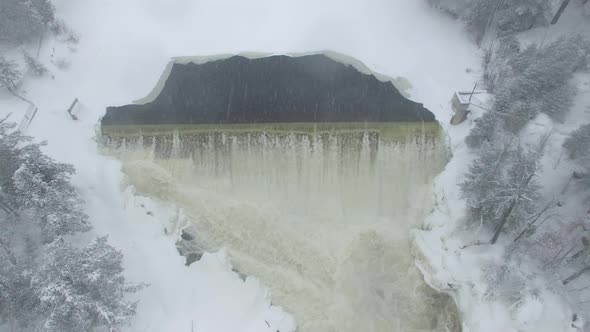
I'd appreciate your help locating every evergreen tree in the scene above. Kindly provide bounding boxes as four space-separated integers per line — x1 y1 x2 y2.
507 43 537 74
0 0 55 44
32 237 140 332
457 0 553 44
563 123 590 191
461 141 542 243
484 36 521 92
0 119 91 241
0 262 39 330
564 123 590 160
23 51 48 77
561 237 590 286
489 145 541 243
465 111 499 148
0 118 30 185
462 0 496 44
487 36 589 133
0 56 21 90
12 156 91 241
0 119 140 331
461 141 511 222
495 0 550 37
539 83 575 122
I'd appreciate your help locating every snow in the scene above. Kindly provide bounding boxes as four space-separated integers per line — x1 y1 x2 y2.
518 0 590 46
415 3 590 332
4 0 581 331
413 125 582 332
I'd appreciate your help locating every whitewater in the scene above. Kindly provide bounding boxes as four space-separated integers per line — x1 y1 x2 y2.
104 122 456 331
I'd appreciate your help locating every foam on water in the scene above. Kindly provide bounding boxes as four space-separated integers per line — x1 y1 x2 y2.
103 124 460 332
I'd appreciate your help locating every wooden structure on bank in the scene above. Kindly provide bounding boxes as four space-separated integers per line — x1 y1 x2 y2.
450 91 472 125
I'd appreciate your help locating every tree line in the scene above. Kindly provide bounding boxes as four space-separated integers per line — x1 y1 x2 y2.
0 0 78 96
430 0 590 303
1 1 141 331
0 118 140 331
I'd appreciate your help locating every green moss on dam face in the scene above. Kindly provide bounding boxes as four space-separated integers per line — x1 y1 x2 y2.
100 122 445 165
101 121 442 142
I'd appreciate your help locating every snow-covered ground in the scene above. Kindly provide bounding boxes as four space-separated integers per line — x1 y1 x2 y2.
415 3 590 332
0 0 530 331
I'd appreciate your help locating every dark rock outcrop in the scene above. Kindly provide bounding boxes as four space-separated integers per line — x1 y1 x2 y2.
102 54 434 126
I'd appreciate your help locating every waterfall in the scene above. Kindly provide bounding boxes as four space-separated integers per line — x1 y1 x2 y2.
102 122 460 332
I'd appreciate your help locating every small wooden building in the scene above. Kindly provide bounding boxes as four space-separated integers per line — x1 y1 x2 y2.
451 91 470 113
450 91 471 125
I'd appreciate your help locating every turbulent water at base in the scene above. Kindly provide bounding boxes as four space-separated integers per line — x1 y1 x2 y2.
102 123 460 332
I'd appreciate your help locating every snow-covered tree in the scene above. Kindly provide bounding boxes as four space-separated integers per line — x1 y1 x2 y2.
461 140 542 243
0 118 29 185
539 83 575 122
23 51 48 77
561 236 590 286
564 123 590 160
519 37 588 121
483 36 590 133
0 0 76 94
0 0 55 44
462 0 496 44
434 0 556 44
0 262 39 330
32 237 140 332
0 55 21 90
489 145 542 243
494 0 551 37
0 118 90 241
564 123 590 191
461 140 511 221
0 119 140 331
465 110 499 148
483 36 521 92
506 42 537 74
12 152 91 241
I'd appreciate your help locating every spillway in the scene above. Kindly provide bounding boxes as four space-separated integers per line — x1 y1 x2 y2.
100 53 461 332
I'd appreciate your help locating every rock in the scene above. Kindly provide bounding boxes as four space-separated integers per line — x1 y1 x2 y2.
231 268 247 281
181 229 194 241
102 54 434 126
185 252 203 266
176 227 205 266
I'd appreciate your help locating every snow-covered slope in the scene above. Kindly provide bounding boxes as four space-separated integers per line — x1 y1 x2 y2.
415 3 590 332
1 0 483 331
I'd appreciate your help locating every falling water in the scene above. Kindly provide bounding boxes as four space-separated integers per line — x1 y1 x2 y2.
102 122 460 332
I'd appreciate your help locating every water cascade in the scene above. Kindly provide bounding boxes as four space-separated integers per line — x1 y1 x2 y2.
100 53 460 332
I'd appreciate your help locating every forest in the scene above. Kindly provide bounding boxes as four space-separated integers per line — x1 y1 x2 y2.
431 0 590 316
1 1 139 331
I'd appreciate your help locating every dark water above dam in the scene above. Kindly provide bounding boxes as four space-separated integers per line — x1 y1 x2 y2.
101 54 434 127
